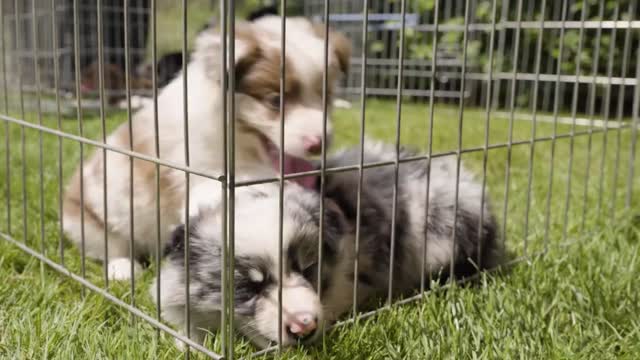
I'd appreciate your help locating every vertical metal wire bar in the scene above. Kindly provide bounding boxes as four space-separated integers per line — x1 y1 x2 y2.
51 0 64 266
72 0 86 289
277 0 286 352
420 0 439 294
382 0 392 92
417 8 429 101
387 0 407 305
226 1 237 357
353 0 369 315
2 0 10 236
543 0 568 250
467 0 479 106
316 0 330 309
123 0 136 308
449 0 471 279
12 0 25 249
626 42 640 209
596 2 619 218
580 0 605 232
477 0 497 267
561 0 588 243
389 1 399 92
542 0 563 112
517 0 535 96
610 0 636 220
96 0 110 288
492 0 509 109
219 0 229 355
522 0 546 251
150 0 162 345
443 0 453 105
180 1 191 358
500 0 524 251
407 0 418 96
30 0 46 281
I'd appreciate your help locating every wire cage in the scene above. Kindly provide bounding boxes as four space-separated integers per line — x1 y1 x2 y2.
0 0 639 359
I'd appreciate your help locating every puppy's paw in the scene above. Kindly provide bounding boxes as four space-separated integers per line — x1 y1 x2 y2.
108 258 142 280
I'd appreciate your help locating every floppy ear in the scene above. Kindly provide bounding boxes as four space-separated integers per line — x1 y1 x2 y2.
321 198 351 254
164 223 187 257
311 23 352 75
194 23 261 82
330 31 352 75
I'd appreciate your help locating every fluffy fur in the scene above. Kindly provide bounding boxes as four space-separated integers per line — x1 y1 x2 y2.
154 141 501 349
153 182 350 348
321 141 502 295
62 16 350 280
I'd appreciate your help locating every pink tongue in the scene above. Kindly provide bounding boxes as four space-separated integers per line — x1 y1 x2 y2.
269 150 317 190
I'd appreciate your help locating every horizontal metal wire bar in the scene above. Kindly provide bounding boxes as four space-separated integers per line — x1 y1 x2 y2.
350 57 464 67
0 114 224 182
414 20 640 32
250 251 543 359
0 232 223 360
318 225 612 349
235 125 630 187
339 87 468 98
347 64 637 87
10 47 147 57
16 69 637 99
1 112 631 188
493 112 634 129
458 71 637 86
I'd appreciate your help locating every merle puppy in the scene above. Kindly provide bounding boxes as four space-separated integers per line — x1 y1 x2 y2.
321 141 501 296
153 141 501 349
152 181 351 348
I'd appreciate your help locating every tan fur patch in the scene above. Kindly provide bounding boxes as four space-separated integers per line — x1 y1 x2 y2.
311 23 352 74
63 165 107 230
237 47 300 105
234 25 263 83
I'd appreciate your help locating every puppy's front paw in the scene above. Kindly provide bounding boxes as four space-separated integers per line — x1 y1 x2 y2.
108 258 142 280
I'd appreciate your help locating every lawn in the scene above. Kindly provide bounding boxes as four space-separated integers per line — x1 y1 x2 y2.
0 98 639 359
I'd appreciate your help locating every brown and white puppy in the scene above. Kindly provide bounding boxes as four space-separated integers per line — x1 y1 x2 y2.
62 16 350 280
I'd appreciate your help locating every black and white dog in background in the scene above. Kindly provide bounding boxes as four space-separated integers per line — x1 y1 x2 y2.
152 141 501 349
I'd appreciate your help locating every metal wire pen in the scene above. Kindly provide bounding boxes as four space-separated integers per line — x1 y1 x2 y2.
0 2 638 358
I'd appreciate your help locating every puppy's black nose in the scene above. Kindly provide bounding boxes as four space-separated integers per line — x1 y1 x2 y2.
285 312 318 340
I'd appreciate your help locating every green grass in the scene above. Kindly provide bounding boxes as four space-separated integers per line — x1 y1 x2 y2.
0 99 639 359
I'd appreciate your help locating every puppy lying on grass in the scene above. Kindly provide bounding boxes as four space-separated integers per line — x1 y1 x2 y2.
153 141 501 349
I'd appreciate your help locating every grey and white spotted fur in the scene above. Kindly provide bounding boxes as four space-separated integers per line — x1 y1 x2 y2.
152 182 351 348
153 141 501 349
321 141 501 297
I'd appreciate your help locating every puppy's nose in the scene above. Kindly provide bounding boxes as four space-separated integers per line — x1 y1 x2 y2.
303 135 323 155
285 312 318 340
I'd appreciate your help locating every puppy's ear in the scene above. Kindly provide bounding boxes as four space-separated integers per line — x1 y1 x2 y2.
233 26 262 81
194 23 261 82
321 198 350 254
311 24 352 75
164 224 187 257
330 31 351 75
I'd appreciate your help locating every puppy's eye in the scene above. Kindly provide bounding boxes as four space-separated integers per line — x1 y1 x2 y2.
301 262 317 281
266 94 281 109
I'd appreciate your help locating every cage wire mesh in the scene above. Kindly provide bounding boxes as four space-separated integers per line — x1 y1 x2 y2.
0 0 639 358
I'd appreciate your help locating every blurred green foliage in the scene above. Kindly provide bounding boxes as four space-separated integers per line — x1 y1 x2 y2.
401 0 637 75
